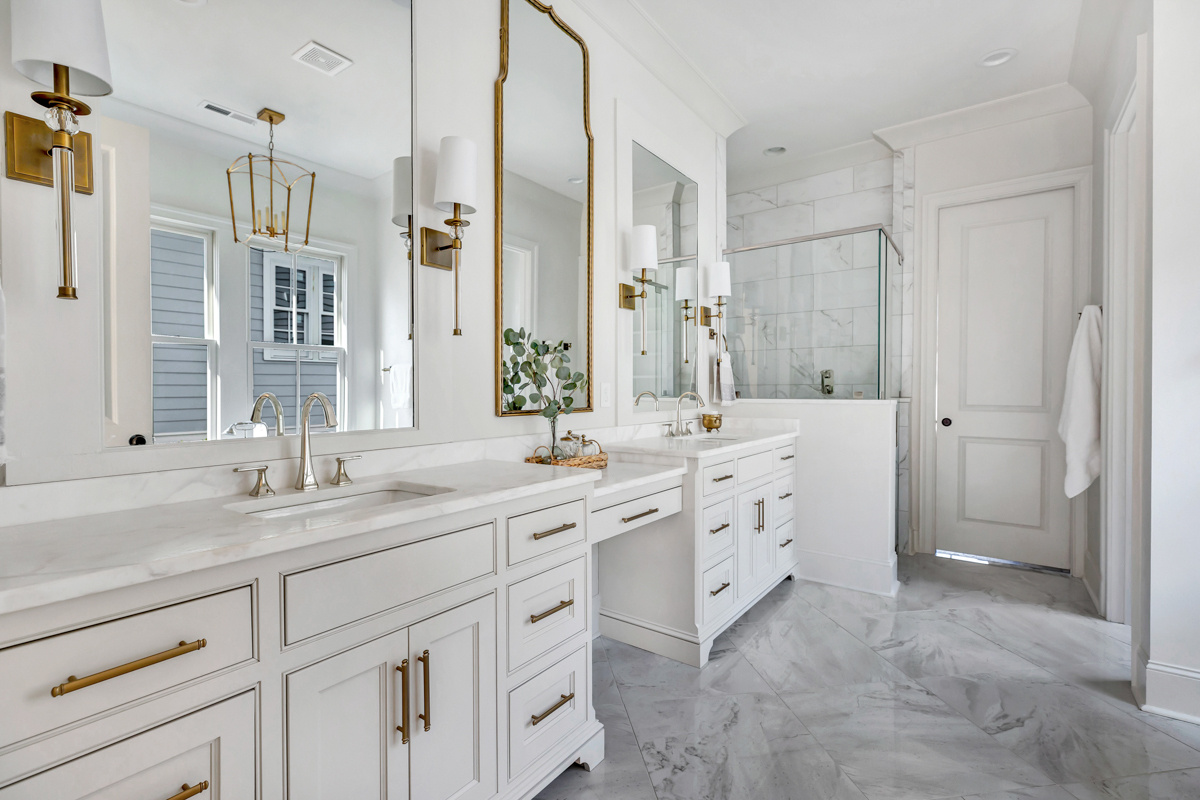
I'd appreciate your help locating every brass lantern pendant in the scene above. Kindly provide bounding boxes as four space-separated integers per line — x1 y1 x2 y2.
227 108 315 252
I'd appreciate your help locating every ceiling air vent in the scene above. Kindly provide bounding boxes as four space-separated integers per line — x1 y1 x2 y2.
292 41 353 76
199 100 257 125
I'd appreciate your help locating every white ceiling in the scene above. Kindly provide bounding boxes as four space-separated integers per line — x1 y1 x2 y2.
631 0 1084 189
97 0 412 183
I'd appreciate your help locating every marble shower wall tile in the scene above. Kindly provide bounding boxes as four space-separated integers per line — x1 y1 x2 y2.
854 158 894 191
814 187 892 234
778 167 855 205
743 203 814 245
728 186 778 217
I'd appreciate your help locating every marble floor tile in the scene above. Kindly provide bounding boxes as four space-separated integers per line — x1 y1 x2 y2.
1062 767 1200 799
961 787 1081 800
604 636 773 707
945 605 1131 672
920 670 1200 784
782 680 1055 800
735 612 910 692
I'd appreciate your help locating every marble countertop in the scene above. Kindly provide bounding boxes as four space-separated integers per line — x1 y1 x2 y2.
0 461 599 616
605 430 797 460
593 460 688 498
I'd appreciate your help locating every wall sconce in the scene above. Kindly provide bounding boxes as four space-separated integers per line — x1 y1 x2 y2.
675 264 696 364
7 0 113 300
620 224 658 355
420 136 476 336
391 155 413 259
700 260 731 364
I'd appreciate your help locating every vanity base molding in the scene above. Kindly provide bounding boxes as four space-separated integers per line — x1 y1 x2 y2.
499 722 604 800
792 548 900 598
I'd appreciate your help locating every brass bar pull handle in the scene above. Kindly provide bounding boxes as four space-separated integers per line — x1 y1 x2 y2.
395 659 410 743
51 638 207 697
533 522 577 541
779 492 793 500
780 454 795 461
166 782 209 800
621 507 658 524
418 649 431 731
531 598 574 623
712 474 734 483
709 522 730 535
779 538 794 548
531 692 575 726
710 582 731 597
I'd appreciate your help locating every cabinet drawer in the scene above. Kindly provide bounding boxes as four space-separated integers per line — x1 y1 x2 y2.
507 646 588 780
0 587 253 751
775 443 796 467
590 487 682 541
737 450 773 484
701 459 736 496
283 523 494 644
0 691 255 800
507 557 587 672
775 473 795 521
702 556 736 625
701 498 735 560
508 499 587 566
776 518 797 571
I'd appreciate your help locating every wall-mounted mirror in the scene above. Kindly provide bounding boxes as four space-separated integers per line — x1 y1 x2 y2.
495 0 593 416
631 143 698 406
95 0 413 446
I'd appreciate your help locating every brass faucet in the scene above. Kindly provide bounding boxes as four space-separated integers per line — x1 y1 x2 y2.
296 392 338 490
251 392 286 436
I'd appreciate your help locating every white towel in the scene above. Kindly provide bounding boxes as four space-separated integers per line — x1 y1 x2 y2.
712 336 736 404
1058 305 1103 498
0 276 6 465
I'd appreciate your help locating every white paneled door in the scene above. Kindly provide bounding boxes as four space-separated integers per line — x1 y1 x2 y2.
934 188 1075 569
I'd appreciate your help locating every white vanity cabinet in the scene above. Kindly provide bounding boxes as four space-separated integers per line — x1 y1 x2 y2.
735 482 774 598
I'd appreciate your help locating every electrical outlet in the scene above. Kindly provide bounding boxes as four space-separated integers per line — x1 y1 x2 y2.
601 383 612 408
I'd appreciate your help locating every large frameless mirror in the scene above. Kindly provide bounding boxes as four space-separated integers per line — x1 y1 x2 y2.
631 143 698 408
495 0 593 417
95 0 414 446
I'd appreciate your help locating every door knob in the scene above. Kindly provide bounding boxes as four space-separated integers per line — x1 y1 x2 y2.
941 418 952 427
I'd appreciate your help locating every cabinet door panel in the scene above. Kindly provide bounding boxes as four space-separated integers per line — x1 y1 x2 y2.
287 629 409 800
736 485 771 598
409 595 497 800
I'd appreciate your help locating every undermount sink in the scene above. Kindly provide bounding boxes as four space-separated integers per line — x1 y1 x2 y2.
231 481 452 521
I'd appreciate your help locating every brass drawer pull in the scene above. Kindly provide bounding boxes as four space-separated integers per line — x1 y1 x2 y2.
710 581 731 597
712 474 734 483
533 522 577 540
531 598 574 624
167 782 209 800
709 522 730 535
779 538 794 548
779 492 793 500
780 454 795 460
418 649 431 731
531 692 575 726
395 659 410 743
50 638 207 698
621 507 658 524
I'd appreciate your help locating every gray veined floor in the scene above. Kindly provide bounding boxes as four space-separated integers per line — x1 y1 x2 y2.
535 554 1200 800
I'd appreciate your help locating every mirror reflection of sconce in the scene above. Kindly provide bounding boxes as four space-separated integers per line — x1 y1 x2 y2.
675 265 696 364
420 136 476 336
700 260 731 364
6 0 113 300
619 224 658 355
391 155 413 259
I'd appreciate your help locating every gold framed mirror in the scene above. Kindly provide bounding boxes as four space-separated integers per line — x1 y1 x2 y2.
495 0 594 417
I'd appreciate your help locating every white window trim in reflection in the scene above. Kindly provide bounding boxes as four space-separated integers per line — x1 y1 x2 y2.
148 220 220 444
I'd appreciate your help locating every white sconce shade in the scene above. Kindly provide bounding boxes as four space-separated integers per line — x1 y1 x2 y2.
433 136 477 215
631 224 658 273
705 260 732 298
11 0 113 96
391 156 413 227
675 265 697 302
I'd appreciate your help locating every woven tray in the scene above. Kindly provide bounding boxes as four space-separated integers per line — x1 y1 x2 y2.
525 443 609 470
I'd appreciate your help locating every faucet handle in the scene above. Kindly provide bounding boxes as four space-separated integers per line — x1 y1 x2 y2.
234 465 274 498
661 423 676 438
333 455 362 486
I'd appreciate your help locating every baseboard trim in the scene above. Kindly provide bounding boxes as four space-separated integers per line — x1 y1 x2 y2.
1144 658 1200 722
599 612 705 667
792 548 899 597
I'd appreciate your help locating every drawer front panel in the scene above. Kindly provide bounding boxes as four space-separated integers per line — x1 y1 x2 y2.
775 473 795 521
590 487 682 541
508 500 587 566
284 523 495 644
776 518 797 571
508 646 588 780
775 443 796 467
701 460 736 496
0 691 256 800
701 498 735 560
0 587 253 751
737 450 773 485
507 557 587 672
702 556 736 625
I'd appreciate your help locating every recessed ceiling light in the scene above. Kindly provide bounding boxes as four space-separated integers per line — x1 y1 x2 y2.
763 146 787 156
979 48 1017 67
567 176 584 185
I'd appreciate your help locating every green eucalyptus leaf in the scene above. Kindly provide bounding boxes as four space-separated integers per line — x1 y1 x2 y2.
513 395 527 409
564 396 574 408
513 343 525 356
556 366 571 380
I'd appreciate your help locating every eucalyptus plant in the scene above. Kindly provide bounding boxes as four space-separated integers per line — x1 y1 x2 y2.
502 328 588 457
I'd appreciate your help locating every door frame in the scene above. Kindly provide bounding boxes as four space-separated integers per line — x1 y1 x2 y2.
912 166 1093 574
